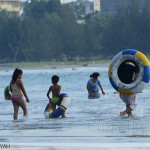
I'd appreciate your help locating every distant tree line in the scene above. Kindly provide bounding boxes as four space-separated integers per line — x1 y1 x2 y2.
0 0 150 62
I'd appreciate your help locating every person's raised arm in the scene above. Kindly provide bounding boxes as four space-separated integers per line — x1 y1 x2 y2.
19 80 30 103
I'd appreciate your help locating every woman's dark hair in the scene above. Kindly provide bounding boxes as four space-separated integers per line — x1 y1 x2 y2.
52 75 59 84
12 68 23 83
90 72 100 78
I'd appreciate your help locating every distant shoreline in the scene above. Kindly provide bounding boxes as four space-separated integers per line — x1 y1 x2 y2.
0 60 110 70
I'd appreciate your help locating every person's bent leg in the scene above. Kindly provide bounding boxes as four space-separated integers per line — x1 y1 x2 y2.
17 98 28 117
52 104 56 112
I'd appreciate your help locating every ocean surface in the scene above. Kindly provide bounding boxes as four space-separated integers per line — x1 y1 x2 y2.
0 65 150 149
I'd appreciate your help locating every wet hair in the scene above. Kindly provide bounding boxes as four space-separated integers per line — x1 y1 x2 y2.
52 75 59 84
12 68 23 83
90 72 100 78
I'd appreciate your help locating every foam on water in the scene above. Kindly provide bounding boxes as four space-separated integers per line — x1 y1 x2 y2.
0 66 150 143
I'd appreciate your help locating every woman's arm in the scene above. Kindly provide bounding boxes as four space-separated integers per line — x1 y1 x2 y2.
87 87 94 97
18 80 30 103
87 80 94 97
99 85 105 95
97 80 105 95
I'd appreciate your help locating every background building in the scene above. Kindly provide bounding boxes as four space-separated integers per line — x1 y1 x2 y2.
0 0 20 17
60 0 63 4
85 0 101 14
100 0 146 16
94 0 100 12
85 1 93 14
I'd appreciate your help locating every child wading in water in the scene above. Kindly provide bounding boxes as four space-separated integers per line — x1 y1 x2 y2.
47 75 65 117
10 68 30 120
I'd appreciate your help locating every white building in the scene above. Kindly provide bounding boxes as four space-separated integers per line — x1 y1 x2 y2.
85 0 100 15
60 0 63 4
0 0 20 17
94 0 100 12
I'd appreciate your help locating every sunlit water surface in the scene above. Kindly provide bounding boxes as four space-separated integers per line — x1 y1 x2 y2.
0 66 150 144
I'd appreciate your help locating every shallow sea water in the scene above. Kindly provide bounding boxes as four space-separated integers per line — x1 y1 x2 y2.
0 66 150 149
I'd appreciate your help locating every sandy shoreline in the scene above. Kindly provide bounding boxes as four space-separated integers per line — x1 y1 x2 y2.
0 62 110 71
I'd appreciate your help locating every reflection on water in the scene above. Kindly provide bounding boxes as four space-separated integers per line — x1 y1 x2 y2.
0 66 150 143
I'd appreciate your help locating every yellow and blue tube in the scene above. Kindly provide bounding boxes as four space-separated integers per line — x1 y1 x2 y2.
109 49 150 95
44 93 70 119
122 49 150 83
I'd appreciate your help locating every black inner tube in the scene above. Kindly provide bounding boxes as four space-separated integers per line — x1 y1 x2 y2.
117 60 139 84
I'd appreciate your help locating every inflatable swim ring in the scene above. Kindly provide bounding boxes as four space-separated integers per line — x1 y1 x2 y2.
44 93 70 118
108 49 150 95
4 86 11 100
